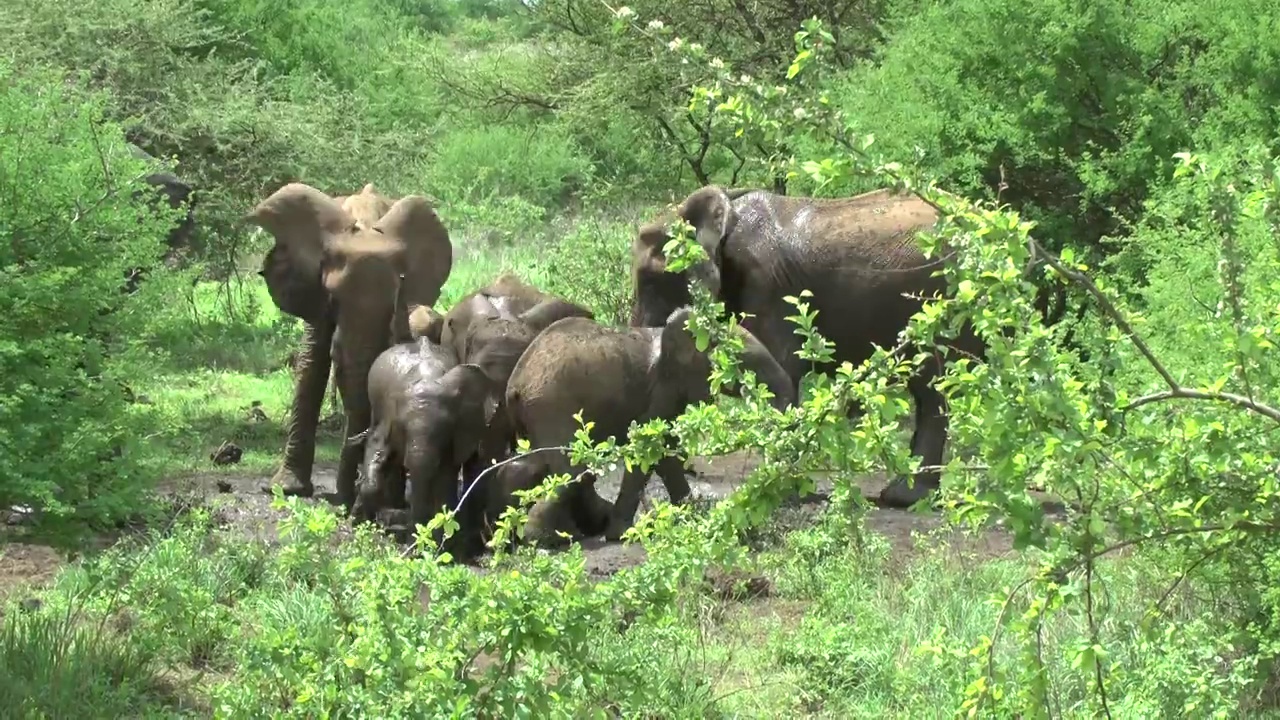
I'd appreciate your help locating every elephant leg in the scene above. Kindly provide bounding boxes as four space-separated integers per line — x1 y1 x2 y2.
568 473 612 537
454 452 492 559
263 320 334 496
655 456 692 504
335 358 376 510
387 463 408 509
878 379 947 508
604 466 652 541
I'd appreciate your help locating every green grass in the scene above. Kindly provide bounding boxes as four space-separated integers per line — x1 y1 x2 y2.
0 501 1226 717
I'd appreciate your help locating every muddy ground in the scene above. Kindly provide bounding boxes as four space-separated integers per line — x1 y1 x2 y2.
1 450 1058 600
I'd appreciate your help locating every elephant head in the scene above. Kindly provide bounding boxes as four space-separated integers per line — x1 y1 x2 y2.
649 306 796 415
630 187 759 328
408 304 445 344
248 182 450 327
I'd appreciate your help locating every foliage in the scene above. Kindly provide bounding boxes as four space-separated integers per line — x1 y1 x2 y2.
821 0 1280 267
609 11 1280 714
4 0 1280 715
0 60 183 536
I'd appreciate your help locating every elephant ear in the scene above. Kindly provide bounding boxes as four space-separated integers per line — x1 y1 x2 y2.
518 298 595 332
677 185 737 268
374 195 453 311
444 364 498 462
245 183 355 284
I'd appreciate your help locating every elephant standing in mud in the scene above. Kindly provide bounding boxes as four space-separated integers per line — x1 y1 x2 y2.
436 274 597 479
632 185 984 508
348 306 492 554
247 182 453 508
503 307 796 543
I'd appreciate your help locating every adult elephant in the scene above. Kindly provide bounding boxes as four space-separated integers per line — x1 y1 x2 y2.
348 318 492 555
247 182 453 507
632 185 982 508
121 143 198 293
325 184 397 415
504 307 796 543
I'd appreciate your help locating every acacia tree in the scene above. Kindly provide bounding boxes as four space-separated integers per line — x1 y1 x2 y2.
422 0 894 193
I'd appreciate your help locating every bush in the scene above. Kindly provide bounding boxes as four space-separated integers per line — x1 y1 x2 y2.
0 61 182 534
428 123 595 212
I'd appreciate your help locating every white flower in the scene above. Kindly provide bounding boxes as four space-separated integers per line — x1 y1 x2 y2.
615 6 635 19
647 19 664 30
740 74 752 84
793 107 808 120
689 42 703 53
710 57 725 69
668 37 684 51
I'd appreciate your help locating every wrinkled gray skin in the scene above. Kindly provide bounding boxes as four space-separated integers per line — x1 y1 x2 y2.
633 185 984 508
440 276 598 493
122 144 197 293
349 336 492 554
505 307 796 543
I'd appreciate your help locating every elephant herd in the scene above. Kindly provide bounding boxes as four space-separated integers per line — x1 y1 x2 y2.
245 180 982 558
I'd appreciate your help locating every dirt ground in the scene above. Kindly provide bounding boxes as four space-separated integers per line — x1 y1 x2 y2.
1 450 1060 600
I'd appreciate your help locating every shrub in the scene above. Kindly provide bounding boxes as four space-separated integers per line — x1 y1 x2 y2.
0 61 180 534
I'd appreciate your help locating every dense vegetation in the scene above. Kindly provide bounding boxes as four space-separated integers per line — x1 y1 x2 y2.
2 0 1279 716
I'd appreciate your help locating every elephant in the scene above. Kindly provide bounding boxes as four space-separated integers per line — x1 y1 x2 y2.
323 184 398 413
121 143 197 293
477 452 615 548
436 271 563 357
247 182 453 508
347 330 492 555
504 306 796 543
443 279 597 506
633 185 984 508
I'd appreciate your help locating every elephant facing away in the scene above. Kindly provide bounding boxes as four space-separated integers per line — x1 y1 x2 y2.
248 182 453 508
634 185 984 508
349 334 492 554
504 307 796 543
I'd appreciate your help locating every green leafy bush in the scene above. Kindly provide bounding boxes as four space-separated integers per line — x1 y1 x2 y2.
428 123 595 212
0 61 182 533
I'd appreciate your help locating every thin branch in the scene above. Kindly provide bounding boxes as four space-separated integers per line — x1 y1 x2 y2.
1031 238 1280 424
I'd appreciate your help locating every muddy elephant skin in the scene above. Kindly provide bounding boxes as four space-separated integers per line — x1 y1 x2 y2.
504 307 796 543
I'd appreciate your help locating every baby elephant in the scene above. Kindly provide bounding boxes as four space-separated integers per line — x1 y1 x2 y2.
349 331 492 554
504 306 796 543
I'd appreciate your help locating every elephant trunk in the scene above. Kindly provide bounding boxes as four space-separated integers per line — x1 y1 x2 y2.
739 335 797 412
405 440 454 545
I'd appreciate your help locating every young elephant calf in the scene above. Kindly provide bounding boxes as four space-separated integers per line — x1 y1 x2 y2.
503 306 796 543
349 331 492 554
